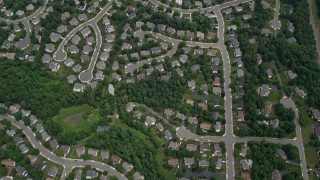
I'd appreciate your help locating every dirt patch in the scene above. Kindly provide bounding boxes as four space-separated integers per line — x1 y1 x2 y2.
65 113 83 126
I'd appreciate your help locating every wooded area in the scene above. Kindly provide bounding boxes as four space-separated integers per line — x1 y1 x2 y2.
237 0 320 137
249 142 302 180
86 126 163 179
0 60 86 120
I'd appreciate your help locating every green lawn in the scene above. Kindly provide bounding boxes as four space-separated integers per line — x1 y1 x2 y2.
309 172 319 180
53 104 100 133
305 148 319 168
267 92 283 103
302 126 314 145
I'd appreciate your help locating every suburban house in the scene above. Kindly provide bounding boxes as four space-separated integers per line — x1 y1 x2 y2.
48 166 58 177
122 162 134 173
200 122 212 132
164 130 172 140
76 147 85 157
111 155 122 164
294 87 307 99
258 84 270 97
184 157 195 167
86 170 98 179
216 158 223 170
311 109 320 121
145 116 156 126
168 159 179 168
240 159 253 170
168 141 180 151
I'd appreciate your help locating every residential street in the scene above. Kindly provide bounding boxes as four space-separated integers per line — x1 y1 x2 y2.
125 31 180 74
2 115 127 180
78 22 103 82
53 1 113 64
0 0 48 23
0 0 48 50
269 0 281 30
142 0 309 179
280 97 308 180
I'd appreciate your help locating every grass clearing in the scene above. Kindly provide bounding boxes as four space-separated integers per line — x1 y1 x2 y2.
305 148 319 168
302 127 314 145
53 104 100 133
267 92 283 103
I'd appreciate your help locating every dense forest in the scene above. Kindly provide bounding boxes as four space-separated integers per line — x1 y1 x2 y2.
0 60 87 119
236 0 320 137
249 142 302 180
117 73 186 112
86 126 163 179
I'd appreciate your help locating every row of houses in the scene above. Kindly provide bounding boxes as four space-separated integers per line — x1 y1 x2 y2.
167 157 223 170
1 107 61 178
167 142 224 169
1 103 144 179
1 3 36 17
144 21 216 41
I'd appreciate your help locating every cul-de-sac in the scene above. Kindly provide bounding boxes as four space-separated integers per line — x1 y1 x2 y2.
0 0 320 179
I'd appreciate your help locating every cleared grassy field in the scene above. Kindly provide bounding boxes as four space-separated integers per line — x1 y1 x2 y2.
53 104 100 132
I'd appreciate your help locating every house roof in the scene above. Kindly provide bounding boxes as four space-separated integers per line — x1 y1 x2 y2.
1 159 15 167
16 166 27 176
101 151 110 160
168 141 180 150
156 122 164 131
186 144 197 151
200 122 212 131
48 166 58 177
276 149 287 160
168 159 179 166
122 162 133 173
272 169 281 180
133 171 144 180
76 147 85 156
312 109 320 120
88 148 98 157
164 130 172 140
199 160 209 167
176 112 186 120
241 172 251 180
216 158 223 169
184 157 194 166
188 116 198 125
111 155 121 164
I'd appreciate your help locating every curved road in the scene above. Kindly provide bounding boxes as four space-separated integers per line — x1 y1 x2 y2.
53 1 113 83
78 22 103 82
53 1 113 62
124 30 223 74
269 0 281 30
280 97 308 180
147 0 252 14
0 0 48 50
143 0 309 179
3 115 127 180
125 31 180 74
16 21 31 50
0 0 48 23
